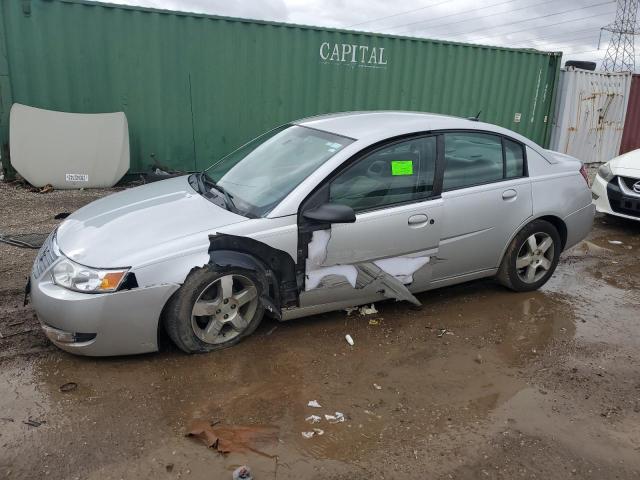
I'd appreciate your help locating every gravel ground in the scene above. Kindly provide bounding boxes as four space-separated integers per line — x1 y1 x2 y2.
1 176 640 479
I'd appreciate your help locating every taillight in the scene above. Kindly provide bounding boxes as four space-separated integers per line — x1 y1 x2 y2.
579 164 589 186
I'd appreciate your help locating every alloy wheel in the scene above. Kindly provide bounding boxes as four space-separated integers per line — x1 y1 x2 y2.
190 274 259 344
515 232 555 284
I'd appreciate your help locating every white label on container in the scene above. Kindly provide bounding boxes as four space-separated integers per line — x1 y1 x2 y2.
514 113 522 123
65 173 89 182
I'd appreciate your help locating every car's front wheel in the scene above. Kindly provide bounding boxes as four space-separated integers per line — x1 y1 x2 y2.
164 266 264 353
497 219 562 292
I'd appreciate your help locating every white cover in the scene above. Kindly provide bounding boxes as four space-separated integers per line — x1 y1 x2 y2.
9 103 129 188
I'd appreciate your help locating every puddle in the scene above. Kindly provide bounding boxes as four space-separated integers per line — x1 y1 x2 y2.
2 216 640 478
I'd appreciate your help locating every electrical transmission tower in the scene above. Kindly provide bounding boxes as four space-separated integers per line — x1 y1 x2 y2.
601 0 640 72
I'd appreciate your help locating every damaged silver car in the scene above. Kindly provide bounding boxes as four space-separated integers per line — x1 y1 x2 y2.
29 112 595 356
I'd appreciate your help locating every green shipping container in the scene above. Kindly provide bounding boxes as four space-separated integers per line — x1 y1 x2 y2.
0 0 561 173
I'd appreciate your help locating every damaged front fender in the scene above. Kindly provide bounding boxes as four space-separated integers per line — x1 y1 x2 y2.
208 234 299 315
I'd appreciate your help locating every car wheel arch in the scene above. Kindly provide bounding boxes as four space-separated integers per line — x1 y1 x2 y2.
207 234 299 315
498 215 568 268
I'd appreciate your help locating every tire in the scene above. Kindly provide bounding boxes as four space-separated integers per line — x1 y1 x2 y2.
497 220 562 292
164 265 264 353
564 60 596 71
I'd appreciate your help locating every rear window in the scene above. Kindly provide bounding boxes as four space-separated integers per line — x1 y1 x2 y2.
443 132 526 190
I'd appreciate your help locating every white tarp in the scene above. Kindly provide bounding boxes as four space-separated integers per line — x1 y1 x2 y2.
549 68 632 164
9 103 130 188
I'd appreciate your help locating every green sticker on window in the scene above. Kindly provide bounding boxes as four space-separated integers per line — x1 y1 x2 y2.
391 160 414 176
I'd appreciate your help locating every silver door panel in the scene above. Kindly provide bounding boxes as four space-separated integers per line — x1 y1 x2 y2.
324 199 443 265
433 178 532 280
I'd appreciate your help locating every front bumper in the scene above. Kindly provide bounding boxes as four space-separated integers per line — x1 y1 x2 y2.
592 174 640 221
31 273 179 356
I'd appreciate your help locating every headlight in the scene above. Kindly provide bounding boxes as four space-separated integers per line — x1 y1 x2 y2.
52 258 129 293
597 162 614 181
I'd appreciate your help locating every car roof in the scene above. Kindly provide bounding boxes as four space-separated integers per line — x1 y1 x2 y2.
294 111 538 148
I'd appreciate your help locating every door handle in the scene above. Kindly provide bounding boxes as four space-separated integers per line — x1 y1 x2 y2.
408 214 429 227
502 189 517 200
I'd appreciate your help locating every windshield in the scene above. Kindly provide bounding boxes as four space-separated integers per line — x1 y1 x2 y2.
204 125 354 217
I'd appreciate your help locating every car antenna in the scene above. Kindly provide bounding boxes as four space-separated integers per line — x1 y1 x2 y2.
467 110 482 121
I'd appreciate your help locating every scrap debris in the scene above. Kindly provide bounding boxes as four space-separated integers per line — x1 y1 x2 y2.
186 420 278 457
345 334 354 346
608 240 623 245
301 428 324 439
232 466 253 480
59 382 78 393
324 412 346 423
346 304 379 316
305 415 322 424
307 400 322 408
0 232 49 249
23 418 45 427
30 184 54 194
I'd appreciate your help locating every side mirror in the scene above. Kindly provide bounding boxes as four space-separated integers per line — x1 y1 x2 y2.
302 203 356 224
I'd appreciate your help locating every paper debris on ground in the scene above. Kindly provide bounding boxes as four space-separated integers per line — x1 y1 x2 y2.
373 383 382 390
324 412 346 423
345 334 354 346
186 420 278 456
301 428 324 439
608 240 623 245
307 400 322 408
305 415 321 423
232 466 253 480
345 304 378 316
360 304 378 315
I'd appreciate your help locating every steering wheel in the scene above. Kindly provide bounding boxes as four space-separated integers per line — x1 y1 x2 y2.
366 159 388 178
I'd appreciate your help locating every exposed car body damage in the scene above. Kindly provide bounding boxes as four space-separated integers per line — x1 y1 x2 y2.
304 229 426 306
209 228 429 318
208 233 298 318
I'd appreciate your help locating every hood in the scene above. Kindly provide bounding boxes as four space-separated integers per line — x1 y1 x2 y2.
56 175 248 268
610 149 640 173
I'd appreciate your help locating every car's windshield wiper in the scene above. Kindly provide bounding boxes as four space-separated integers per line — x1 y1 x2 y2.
196 172 237 212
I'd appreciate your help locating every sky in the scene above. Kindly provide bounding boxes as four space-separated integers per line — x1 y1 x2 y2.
104 0 623 68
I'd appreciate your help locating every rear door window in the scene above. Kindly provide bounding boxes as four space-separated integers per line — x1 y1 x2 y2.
504 138 525 178
443 132 526 190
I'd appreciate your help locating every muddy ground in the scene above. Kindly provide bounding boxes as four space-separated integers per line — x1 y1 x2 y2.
1 179 639 479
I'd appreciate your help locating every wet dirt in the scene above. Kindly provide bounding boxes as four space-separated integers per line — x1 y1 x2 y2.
1 181 640 479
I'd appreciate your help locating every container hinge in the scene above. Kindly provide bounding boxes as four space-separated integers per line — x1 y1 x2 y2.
22 0 32 17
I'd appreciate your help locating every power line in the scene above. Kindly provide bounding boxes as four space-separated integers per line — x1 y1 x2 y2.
344 0 450 28
511 31 602 49
561 47 603 55
422 12 611 47
509 26 604 45
438 0 616 38
386 0 522 31
528 33 602 47
456 8 616 42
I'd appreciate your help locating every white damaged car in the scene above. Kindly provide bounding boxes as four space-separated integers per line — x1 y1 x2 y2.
592 149 640 221
28 112 594 356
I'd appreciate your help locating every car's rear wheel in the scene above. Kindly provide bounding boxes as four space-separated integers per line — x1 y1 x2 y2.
164 266 264 353
497 219 561 292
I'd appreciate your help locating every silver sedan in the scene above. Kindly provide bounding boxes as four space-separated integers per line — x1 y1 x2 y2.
29 112 595 356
